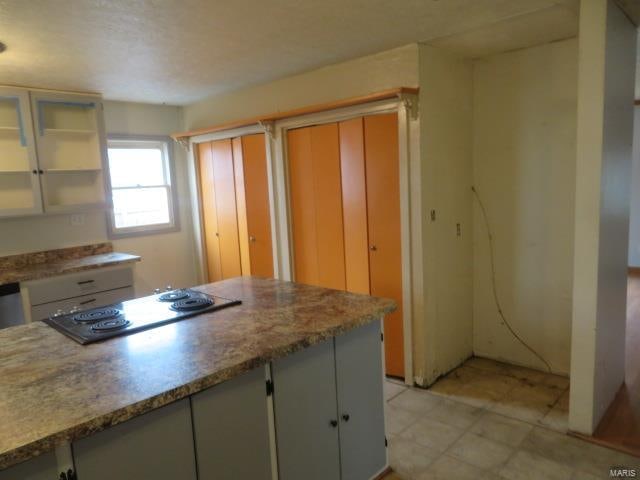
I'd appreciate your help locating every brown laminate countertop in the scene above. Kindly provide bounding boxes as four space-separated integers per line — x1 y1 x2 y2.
0 277 395 470
0 243 141 285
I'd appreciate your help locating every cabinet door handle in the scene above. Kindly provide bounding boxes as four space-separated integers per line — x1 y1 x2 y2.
79 298 96 305
341 413 350 422
77 279 95 285
32 169 38 175
329 419 338 428
370 245 377 251
249 236 256 242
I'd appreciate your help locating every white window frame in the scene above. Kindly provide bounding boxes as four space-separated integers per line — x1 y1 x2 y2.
106 135 179 238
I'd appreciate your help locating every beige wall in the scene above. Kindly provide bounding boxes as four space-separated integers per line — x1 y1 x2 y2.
570 0 637 434
418 45 474 384
0 101 198 295
471 38 578 375
183 44 419 130
103 101 198 294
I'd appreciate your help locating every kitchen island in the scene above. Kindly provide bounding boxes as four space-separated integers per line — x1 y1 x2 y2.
0 277 395 480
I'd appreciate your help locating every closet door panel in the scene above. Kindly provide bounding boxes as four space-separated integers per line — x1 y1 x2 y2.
198 142 222 282
242 133 274 278
288 127 319 285
232 137 251 275
339 118 370 295
211 139 242 279
310 123 346 291
364 113 404 378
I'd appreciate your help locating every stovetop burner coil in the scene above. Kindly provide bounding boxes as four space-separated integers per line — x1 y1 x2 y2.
91 318 131 332
158 290 191 302
73 308 122 324
170 297 214 312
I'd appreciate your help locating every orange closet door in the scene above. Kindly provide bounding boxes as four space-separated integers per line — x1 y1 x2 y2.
288 127 319 285
339 118 370 295
198 141 222 282
288 124 346 290
232 137 251 275
364 113 404 378
211 139 242 279
241 134 274 278
311 123 346 291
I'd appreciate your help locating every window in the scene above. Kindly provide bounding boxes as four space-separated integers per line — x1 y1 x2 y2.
106 137 179 237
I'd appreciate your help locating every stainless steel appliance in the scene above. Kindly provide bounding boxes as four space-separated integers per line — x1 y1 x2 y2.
43 288 241 344
0 283 25 329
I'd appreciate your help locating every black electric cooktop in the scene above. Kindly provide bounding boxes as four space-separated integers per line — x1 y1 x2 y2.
43 288 241 345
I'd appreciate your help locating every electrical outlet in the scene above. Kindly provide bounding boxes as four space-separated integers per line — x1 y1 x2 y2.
70 214 85 226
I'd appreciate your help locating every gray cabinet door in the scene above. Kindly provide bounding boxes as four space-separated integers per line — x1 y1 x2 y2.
335 320 386 480
272 339 340 480
73 399 197 480
191 366 272 480
0 451 58 480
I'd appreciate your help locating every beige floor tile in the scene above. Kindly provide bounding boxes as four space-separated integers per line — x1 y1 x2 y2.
470 411 534 447
400 417 466 453
415 455 488 480
389 389 442 416
519 427 640 477
388 436 440 479
497 450 573 480
386 404 420 437
385 380 408 401
424 398 484 430
448 432 514 470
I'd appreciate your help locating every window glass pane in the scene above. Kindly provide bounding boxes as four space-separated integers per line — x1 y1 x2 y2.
108 147 166 187
113 187 170 229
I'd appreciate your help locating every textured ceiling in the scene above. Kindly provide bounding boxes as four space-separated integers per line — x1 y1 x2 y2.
0 0 583 105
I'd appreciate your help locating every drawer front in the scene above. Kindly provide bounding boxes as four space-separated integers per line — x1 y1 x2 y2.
26 267 133 306
31 286 134 321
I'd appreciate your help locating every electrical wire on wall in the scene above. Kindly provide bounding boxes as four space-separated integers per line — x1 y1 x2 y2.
471 185 553 373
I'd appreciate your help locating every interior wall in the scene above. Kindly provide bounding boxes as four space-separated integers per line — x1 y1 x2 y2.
0 101 197 295
417 45 474 384
627 106 640 267
570 0 637 435
103 101 198 294
471 38 578 375
183 44 419 130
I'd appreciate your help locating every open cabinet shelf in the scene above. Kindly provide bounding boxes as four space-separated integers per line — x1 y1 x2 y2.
0 87 108 217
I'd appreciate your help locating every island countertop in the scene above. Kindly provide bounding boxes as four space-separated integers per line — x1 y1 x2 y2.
0 277 395 470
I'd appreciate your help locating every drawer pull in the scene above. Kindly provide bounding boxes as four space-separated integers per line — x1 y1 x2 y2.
77 280 95 285
79 298 97 305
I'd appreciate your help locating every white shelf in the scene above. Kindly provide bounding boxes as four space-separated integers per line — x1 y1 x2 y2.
43 128 97 135
0 169 30 174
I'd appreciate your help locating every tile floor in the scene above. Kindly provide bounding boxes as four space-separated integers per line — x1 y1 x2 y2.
385 357 640 479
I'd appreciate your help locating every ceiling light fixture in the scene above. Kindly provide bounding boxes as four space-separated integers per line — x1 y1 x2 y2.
0 42 6 53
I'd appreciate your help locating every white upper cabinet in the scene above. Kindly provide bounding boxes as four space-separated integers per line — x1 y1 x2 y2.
0 87 108 217
0 86 42 216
